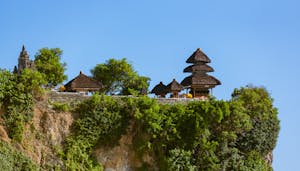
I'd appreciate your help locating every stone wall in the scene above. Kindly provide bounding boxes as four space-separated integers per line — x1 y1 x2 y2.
47 91 89 103
48 91 201 104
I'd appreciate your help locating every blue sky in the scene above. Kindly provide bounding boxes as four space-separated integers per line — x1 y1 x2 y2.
0 1 299 170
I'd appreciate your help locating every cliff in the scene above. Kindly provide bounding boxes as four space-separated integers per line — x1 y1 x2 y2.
0 87 279 171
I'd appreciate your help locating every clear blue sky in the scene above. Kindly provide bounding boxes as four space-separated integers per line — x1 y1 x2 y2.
0 1 299 170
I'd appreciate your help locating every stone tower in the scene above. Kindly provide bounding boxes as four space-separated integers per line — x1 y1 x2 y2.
15 45 35 74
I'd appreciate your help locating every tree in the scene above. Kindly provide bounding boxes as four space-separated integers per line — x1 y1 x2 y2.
91 58 150 95
121 75 150 95
232 86 280 156
34 48 67 87
19 68 46 99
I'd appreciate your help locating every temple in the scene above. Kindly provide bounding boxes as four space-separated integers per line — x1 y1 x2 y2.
64 71 103 93
151 82 168 98
166 79 183 98
14 45 35 74
181 48 221 98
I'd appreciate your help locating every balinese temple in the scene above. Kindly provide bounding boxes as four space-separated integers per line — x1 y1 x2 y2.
14 45 35 75
181 48 221 98
64 71 103 93
151 82 168 98
166 79 183 98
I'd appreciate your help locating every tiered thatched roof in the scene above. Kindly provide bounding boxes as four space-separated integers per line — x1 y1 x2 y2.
181 73 221 87
186 48 211 63
183 64 214 73
64 71 103 92
182 48 221 97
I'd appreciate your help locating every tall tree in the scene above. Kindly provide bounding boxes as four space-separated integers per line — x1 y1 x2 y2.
34 48 67 87
91 58 150 95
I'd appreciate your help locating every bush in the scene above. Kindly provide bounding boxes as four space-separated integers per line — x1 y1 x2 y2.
233 86 280 156
0 140 39 170
0 70 34 142
167 149 196 171
52 102 70 112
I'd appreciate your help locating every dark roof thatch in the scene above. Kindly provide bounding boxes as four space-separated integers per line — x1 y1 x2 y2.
181 73 221 87
151 82 168 95
186 48 211 64
64 71 103 91
166 79 183 91
183 64 214 73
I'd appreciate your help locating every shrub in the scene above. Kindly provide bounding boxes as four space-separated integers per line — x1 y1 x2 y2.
52 102 70 112
0 140 39 170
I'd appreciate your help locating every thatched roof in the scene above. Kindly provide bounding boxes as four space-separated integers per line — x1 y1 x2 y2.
181 73 221 87
166 79 183 91
183 64 214 73
186 48 211 64
64 71 103 92
151 82 168 95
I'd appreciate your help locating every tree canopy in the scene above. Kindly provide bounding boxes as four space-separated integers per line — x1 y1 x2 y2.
34 48 67 87
91 58 150 95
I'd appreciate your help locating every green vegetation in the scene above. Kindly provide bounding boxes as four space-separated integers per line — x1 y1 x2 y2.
0 70 34 142
0 140 38 171
51 101 71 112
19 68 47 99
60 86 279 171
34 48 67 87
62 95 129 171
91 58 150 95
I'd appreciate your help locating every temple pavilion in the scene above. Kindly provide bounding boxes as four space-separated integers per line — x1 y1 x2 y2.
64 71 103 93
166 79 183 98
151 82 168 98
181 48 221 98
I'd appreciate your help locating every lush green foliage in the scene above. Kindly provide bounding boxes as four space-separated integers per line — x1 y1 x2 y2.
232 86 280 156
0 140 39 170
60 86 278 171
19 68 46 99
34 48 67 87
62 94 133 170
51 101 70 112
125 87 277 170
91 58 150 95
0 70 34 142
167 149 196 171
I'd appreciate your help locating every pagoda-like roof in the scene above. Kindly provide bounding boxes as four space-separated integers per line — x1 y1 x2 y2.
186 48 211 64
64 71 103 92
19 45 29 59
183 64 214 73
166 79 183 91
181 73 221 87
151 82 168 95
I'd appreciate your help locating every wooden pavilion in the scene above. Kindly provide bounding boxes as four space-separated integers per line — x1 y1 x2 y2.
151 82 168 98
181 48 221 98
166 79 183 98
64 71 103 93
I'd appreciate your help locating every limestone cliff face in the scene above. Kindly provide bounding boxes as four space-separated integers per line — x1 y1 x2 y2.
94 121 157 171
20 99 74 168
